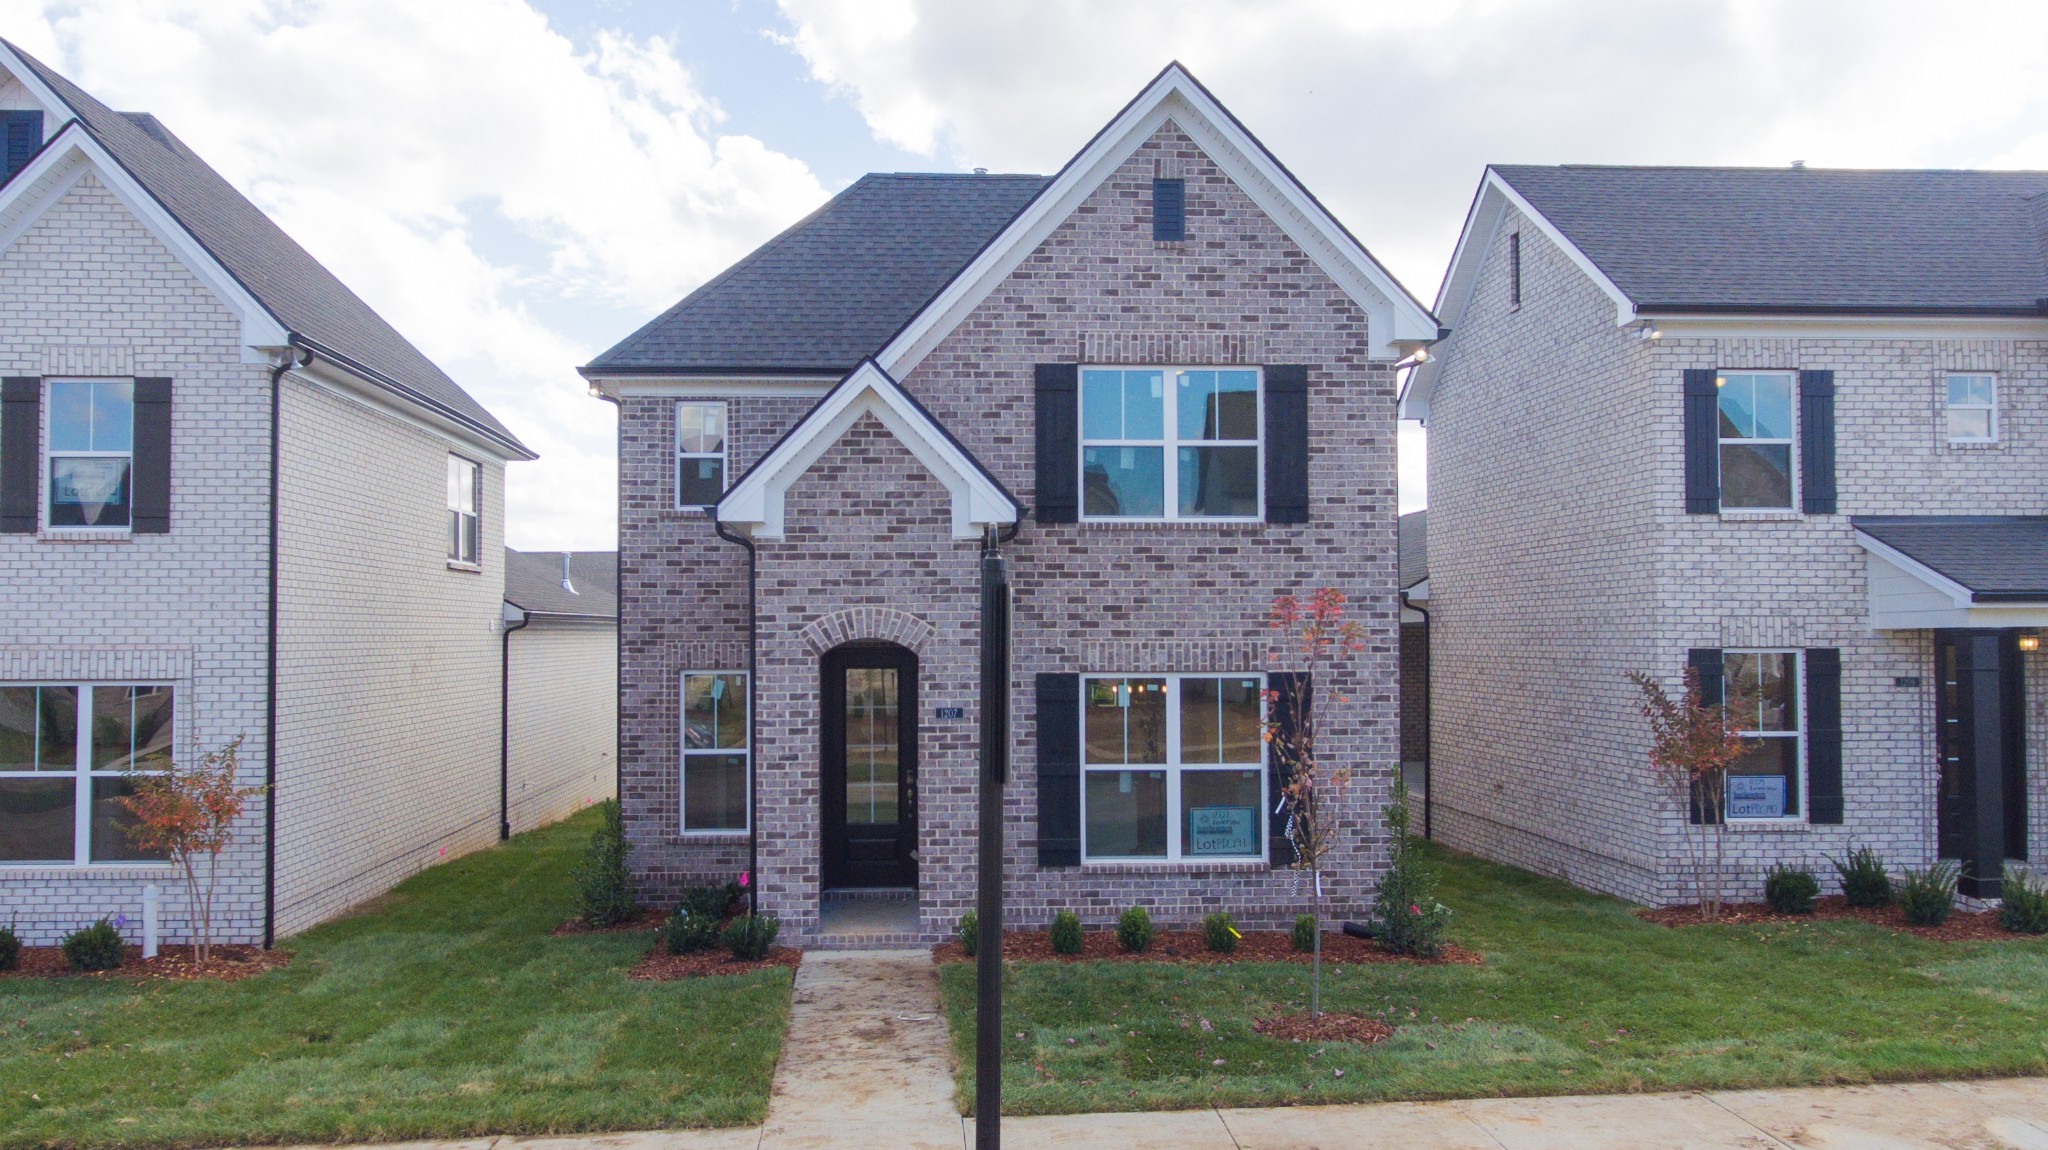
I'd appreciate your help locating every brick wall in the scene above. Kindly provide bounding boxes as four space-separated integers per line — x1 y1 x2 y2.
1399 622 1428 764
506 620 617 835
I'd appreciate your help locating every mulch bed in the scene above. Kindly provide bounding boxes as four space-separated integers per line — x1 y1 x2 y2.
629 944 802 981
551 907 666 936
933 928 1481 967
1252 1011 1395 1046
1638 895 2042 941
0 944 291 983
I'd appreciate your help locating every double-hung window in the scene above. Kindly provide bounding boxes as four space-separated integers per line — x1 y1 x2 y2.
1081 674 1264 861
46 380 133 529
1723 651 1801 820
676 401 727 509
1080 367 1260 520
1716 371 1794 510
1946 373 1997 443
681 671 747 832
0 684 173 864
447 455 480 565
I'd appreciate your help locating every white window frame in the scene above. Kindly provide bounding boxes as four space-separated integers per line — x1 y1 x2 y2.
1944 372 1998 444
675 401 729 510
679 670 749 835
1722 649 1805 823
0 683 175 867
1079 672 1267 862
447 454 480 568
43 378 135 533
1078 366 1263 523
1716 370 1798 513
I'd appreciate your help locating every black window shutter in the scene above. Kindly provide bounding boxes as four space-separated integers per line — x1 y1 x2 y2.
3 110 41 179
1152 178 1185 241
131 378 172 534
1033 364 1078 523
1683 369 1719 514
0 376 40 533
1268 671 1310 866
1799 370 1836 515
1035 672 1081 866
1805 647 1843 824
1685 648 1724 825
1264 364 1309 524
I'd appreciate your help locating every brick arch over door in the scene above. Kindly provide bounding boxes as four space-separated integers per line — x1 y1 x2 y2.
799 607 937 657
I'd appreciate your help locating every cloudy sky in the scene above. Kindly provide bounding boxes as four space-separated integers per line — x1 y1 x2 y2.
8 0 2048 548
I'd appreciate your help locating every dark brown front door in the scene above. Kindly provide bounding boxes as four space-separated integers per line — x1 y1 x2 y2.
822 645 918 889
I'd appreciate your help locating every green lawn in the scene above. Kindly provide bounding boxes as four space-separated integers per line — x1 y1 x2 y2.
941 844 2048 1115
0 809 790 1148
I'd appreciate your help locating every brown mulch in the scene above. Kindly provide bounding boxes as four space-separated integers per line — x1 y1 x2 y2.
1638 895 2038 941
0 944 291 982
629 944 802 981
933 928 1482 967
1252 1011 1395 1046
551 907 666 936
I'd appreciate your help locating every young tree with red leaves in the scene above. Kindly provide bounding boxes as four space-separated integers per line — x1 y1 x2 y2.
116 737 263 966
1630 668 1753 921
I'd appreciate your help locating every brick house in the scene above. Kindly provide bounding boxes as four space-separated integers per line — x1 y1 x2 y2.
0 43 541 944
1405 164 2048 904
583 64 1437 945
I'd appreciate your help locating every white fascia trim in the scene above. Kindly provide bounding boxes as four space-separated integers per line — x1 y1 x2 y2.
1644 313 2048 341
0 121 290 354
592 375 837 400
716 360 1017 540
878 65 1437 374
1855 531 1978 608
1404 576 1429 602
289 355 526 463
1486 171 1637 328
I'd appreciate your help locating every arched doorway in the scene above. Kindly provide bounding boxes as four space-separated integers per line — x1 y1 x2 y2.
820 643 919 889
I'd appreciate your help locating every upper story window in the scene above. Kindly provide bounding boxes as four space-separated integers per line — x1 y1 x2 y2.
676 401 727 509
1081 674 1264 861
1946 373 1997 443
446 454 479 566
46 380 132 529
0 684 174 864
1716 371 1794 510
1080 367 1261 521
1723 651 1801 821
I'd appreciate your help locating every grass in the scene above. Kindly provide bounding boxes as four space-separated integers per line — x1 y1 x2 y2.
0 809 791 1148
941 843 2048 1115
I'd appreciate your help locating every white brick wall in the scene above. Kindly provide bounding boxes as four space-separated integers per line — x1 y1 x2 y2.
506 620 616 835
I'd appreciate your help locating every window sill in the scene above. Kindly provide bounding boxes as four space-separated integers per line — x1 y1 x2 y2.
0 862 175 878
1075 518 1270 529
1945 439 2003 450
674 832 749 844
446 560 483 574
1081 859 1270 875
38 529 132 543
1717 510 1802 522
1724 819 1812 833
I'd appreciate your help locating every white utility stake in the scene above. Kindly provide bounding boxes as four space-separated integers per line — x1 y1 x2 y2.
141 884 160 959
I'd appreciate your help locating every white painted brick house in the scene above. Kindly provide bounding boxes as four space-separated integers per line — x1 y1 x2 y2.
0 43 539 944
1406 165 2048 905
503 548 618 836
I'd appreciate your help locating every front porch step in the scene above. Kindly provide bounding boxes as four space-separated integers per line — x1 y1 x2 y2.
805 929 941 952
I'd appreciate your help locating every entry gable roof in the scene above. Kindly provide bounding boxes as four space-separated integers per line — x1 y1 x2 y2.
1853 516 2048 603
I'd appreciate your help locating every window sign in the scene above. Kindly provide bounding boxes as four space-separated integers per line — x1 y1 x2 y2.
1187 805 1258 856
1727 774 1787 819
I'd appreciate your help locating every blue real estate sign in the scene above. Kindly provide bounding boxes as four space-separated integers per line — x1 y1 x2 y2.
1726 775 1787 819
1188 806 1258 855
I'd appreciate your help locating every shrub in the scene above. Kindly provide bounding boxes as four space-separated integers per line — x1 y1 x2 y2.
1116 905 1153 953
1764 865 1820 915
0 925 18 972
1833 846 1894 908
63 918 124 972
571 800 635 927
1999 868 2048 934
1898 861 1958 927
720 914 780 961
1368 784 1452 956
680 882 740 923
661 910 720 955
1202 912 1238 954
1049 910 1083 955
958 910 979 957
1291 914 1317 953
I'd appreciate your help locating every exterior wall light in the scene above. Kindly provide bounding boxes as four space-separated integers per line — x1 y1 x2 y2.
2019 634 2040 653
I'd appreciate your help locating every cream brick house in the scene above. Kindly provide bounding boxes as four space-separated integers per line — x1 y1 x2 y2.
1406 164 2048 904
583 64 1438 946
503 548 618 836
0 43 538 944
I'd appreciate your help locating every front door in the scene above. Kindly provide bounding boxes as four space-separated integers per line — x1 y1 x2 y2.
822 645 918 889
1936 630 2028 897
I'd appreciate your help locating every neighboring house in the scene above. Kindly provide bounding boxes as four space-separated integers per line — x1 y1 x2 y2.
1405 164 2048 904
1398 510 1429 819
502 548 618 836
583 64 1437 945
0 43 535 944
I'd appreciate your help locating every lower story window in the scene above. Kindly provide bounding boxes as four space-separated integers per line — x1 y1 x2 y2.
681 671 747 833
0 684 174 864
1724 650 1801 819
1081 674 1264 861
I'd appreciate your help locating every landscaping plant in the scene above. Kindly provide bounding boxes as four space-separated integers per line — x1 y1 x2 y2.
114 735 264 967
1764 864 1820 914
1116 905 1153 953
661 910 720 955
720 913 779 961
1833 846 1894 908
680 881 740 923
62 918 124 972
571 798 635 927
1266 587 1366 1016
1367 782 1452 956
1999 867 2048 934
958 910 979 956
1202 911 1239 954
1898 861 1958 927
1291 913 1316 953
1049 910 1083 955
1629 666 1754 921
0 923 18 971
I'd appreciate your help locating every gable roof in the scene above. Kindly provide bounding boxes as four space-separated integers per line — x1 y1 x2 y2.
504 548 618 619
0 40 531 459
584 173 1049 377
1853 516 2048 603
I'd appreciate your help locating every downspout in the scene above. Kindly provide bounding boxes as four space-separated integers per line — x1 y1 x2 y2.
714 513 760 917
1401 589 1431 840
264 345 312 950
500 606 530 840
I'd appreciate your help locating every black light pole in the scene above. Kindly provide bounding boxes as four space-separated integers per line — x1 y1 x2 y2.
975 526 1011 1150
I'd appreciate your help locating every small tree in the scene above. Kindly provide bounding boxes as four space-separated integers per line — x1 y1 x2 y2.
1630 668 1751 921
1266 587 1364 1018
116 736 263 967
572 799 635 926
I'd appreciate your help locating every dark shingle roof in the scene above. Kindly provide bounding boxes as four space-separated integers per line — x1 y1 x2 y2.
6 43 530 457
504 549 617 619
1854 517 2048 602
584 173 1050 375
1399 510 1427 590
1493 165 2048 315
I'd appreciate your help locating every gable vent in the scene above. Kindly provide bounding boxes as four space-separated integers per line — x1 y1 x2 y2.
1152 177 1185 241
3 110 42 179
